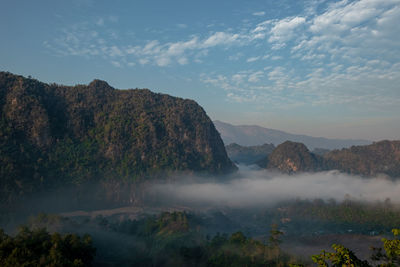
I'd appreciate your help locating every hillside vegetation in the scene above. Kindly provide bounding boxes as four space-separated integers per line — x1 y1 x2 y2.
0 72 236 205
324 140 400 177
257 140 400 177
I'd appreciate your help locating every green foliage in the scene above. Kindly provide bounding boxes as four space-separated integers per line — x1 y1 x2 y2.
78 211 302 266
312 244 371 267
258 139 400 177
371 228 400 266
206 229 294 267
6 211 400 266
265 199 400 235
262 141 323 173
312 229 400 267
0 71 236 205
323 141 400 177
269 223 284 248
0 227 95 267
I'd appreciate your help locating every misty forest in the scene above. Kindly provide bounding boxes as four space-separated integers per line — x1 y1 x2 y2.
2 0 400 266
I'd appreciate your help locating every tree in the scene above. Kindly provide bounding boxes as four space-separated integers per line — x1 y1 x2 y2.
0 227 95 267
269 224 284 249
312 229 400 267
371 229 400 266
312 244 371 267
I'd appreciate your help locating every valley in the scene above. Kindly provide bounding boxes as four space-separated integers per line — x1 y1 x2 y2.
0 73 399 266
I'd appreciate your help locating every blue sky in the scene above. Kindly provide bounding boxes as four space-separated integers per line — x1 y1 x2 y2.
1 0 400 140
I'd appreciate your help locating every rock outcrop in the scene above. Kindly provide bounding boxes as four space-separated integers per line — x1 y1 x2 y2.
0 72 236 204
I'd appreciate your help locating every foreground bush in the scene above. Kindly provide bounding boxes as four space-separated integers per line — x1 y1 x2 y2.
0 227 95 267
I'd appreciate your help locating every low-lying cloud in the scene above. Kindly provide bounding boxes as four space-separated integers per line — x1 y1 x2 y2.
148 167 400 207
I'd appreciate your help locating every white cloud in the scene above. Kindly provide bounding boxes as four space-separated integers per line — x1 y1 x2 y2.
268 16 306 45
248 71 264 83
46 0 400 113
176 23 187 29
109 46 123 57
246 56 260 62
202 70 267 91
201 74 233 91
124 30 260 66
142 40 161 55
108 15 118 23
232 73 246 84
309 0 398 34
96 18 104 26
271 55 282 60
252 11 265 16
226 92 257 103
268 67 286 81
110 61 121 67
177 57 188 65
293 0 400 66
252 20 271 33
166 37 198 56
202 32 241 47
139 58 149 65
155 56 170 67
228 52 243 61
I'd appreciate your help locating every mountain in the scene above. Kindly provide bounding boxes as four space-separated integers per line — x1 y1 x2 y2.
214 120 371 150
257 141 324 174
0 72 236 205
225 143 275 165
257 140 400 178
324 140 400 177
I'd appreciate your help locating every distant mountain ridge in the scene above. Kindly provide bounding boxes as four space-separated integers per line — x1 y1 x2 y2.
257 140 400 178
214 120 371 150
0 72 236 205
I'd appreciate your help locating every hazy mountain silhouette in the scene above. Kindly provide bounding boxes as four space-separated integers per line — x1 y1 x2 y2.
214 120 371 150
257 140 400 178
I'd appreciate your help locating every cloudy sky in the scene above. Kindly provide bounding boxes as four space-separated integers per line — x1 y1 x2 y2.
1 0 400 140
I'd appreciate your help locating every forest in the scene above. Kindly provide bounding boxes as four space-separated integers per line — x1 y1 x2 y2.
1 208 399 266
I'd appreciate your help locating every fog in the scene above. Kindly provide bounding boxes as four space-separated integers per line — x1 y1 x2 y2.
148 165 400 207
2 165 398 265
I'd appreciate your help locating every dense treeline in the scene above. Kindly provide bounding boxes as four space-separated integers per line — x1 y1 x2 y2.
2 211 399 266
0 72 235 206
324 140 400 177
263 199 400 236
0 227 95 266
311 229 400 266
8 212 301 266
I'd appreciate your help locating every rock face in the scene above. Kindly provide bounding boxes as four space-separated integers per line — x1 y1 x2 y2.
0 72 236 204
259 141 323 173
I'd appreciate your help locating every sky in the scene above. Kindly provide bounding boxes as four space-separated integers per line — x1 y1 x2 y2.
1 0 400 141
